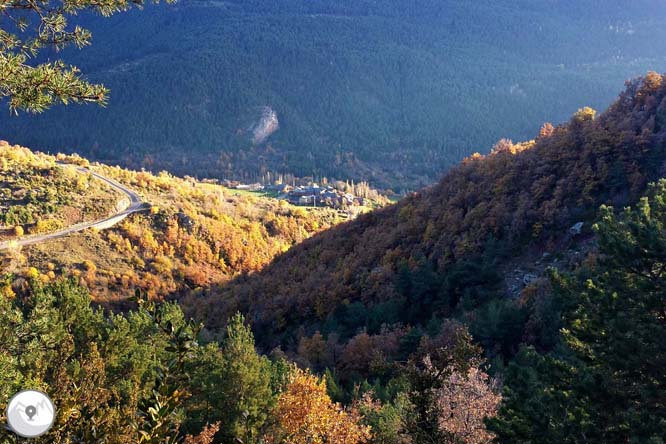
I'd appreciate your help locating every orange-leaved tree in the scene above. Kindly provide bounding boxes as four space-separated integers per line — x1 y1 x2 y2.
266 367 371 444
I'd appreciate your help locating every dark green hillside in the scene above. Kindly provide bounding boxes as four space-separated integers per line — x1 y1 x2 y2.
2 0 666 189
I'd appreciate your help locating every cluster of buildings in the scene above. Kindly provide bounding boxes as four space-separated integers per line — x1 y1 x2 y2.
228 182 365 208
221 177 369 209
278 184 361 208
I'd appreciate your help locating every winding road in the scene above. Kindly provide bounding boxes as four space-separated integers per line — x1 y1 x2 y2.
0 163 148 250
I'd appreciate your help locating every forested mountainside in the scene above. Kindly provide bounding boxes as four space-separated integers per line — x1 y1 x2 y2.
191 73 666 368
2 0 666 189
4 160 665 444
3 75 666 444
0 144 350 303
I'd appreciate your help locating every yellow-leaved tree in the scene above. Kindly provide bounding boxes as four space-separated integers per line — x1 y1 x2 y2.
266 368 371 444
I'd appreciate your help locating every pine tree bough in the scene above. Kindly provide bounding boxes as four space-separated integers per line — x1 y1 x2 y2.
0 0 173 112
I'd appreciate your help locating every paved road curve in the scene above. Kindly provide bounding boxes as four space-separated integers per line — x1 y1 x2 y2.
0 163 148 250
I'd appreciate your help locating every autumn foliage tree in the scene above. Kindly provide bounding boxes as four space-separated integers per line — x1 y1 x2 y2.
183 423 221 444
267 367 371 444
429 363 501 444
404 324 501 444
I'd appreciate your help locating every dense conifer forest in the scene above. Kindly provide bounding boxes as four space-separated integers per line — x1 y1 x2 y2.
2 0 666 189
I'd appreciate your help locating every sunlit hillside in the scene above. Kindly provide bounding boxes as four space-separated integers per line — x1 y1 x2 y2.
0 143 352 303
0 142 119 240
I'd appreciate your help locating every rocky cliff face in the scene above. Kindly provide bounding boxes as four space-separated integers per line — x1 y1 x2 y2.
252 106 280 145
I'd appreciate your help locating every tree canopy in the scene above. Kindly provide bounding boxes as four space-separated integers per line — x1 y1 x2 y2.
489 180 666 443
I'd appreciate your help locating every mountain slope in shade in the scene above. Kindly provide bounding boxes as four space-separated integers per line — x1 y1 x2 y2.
1 1 666 189
187 73 666 349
